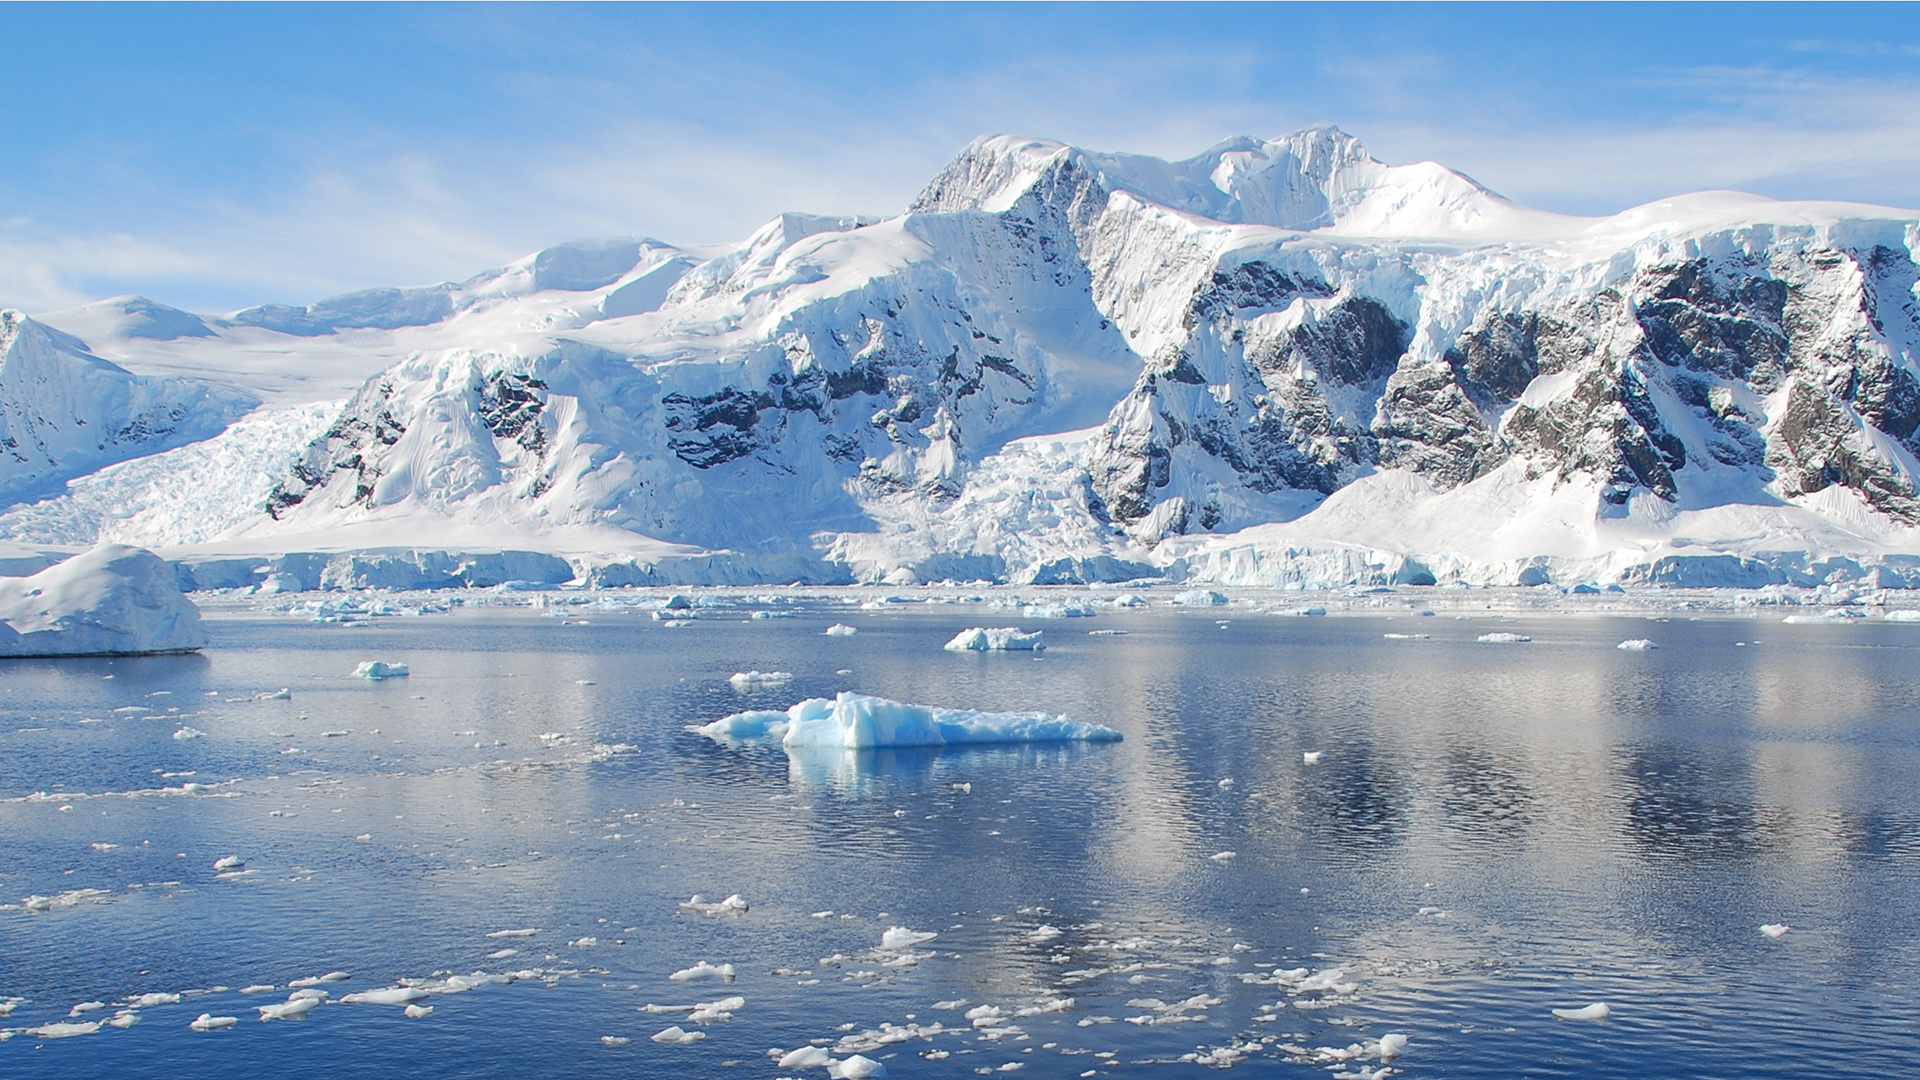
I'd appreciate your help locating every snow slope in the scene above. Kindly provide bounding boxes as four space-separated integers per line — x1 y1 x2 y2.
7 127 1920 589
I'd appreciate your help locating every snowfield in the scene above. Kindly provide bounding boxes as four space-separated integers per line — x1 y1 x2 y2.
5 127 1920 589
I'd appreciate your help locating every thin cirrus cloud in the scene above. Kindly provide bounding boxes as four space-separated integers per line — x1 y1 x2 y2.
4 5 1919 317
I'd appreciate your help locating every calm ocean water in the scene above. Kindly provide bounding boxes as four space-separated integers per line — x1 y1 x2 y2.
3 595 1917 1077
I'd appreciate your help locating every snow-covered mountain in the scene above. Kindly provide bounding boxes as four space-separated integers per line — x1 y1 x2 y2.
8 125 1920 589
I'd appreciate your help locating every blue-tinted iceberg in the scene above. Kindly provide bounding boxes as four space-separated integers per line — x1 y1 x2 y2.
695 691 1120 749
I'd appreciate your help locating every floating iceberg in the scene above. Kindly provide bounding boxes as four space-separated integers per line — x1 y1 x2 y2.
695 692 1120 749
1551 1002 1610 1021
1477 632 1532 643
1022 604 1095 619
824 624 858 636
0 545 207 657
1759 923 1791 938
668 961 736 983
1172 590 1228 606
189 1013 238 1031
944 627 1045 652
1617 638 1657 651
880 927 938 949
352 660 409 679
679 893 748 915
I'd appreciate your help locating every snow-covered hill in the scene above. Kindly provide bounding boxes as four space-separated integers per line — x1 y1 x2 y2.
9 126 1920 589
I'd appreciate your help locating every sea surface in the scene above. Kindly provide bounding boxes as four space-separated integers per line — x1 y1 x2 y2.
3 593 1918 1078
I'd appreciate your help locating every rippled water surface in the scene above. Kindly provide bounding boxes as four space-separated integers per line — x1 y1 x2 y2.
3 596 1919 1078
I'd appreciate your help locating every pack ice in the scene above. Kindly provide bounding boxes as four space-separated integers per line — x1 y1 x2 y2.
695 691 1121 749
0 544 206 656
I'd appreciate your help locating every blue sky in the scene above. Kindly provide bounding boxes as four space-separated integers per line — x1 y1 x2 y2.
4 2 1919 314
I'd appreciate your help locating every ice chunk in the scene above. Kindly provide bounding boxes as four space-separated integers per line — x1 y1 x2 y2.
1760 923 1791 938
825 624 858 636
352 660 409 679
1210 851 1237 863
668 961 736 983
728 670 793 688
944 627 1045 652
1477 632 1531 643
688 995 744 1023
124 992 180 1007
650 1025 705 1044
239 985 275 994
1616 639 1657 651
780 1045 834 1068
486 928 538 938
213 855 243 871
341 987 430 1005
1302 751 1325 765
404 1004 433 1018
28 1021 102 1038
679 894 749 915
830 1055 887 1079
258 688 293 701
880 927 938 949
1885 610 1920 622
172 726 206 740
257 997 319 1021
1022 604 1095 619
190 1013 238 1031
1379 1033 1408 1061
700 692 1120 749
600 1035 630 1046
1551 1002 1610 1020
1172 590 1228 606
0 545 208 657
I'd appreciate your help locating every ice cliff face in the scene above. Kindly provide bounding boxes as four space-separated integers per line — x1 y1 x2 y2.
9 128 1920 588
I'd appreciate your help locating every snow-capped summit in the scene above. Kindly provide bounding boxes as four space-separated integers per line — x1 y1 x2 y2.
913 125 1568 240
6 128 1920 590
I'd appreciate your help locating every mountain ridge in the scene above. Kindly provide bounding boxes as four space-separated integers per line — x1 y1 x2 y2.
8 126 1920 590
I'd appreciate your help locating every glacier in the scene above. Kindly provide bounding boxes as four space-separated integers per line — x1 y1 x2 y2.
5 126 1920 589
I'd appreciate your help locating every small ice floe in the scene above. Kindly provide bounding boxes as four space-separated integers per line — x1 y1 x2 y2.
651 1025 705 1044
1551 1002 1611 1020
189 1013 238 1031
880 927 938 949
213 855 243 871
28 1021 102 1038
351 661 409 680
688 995 744 1023
1022 604 1096 619
825 624 858 636
1027 925 1063 943
239 985 275 995
341 987 430 1006
256 996 320 1021
830 1055 888 1079
1885 610 1920 622
487 948 519 960
1760 923 1791 939
1273 606 1327 617
569 937 598 948
679 894 749 916
69 1001 106 1016
1210 851 1237 863
668 961 736 983
1617 639 1657 651
1217 777 1234 789
600 1035 630 1046
1478 632 1531 643
1382 633 1429 640
91 842 118 852
172 726 206 740
695 691 1119 749
1088 629 1129 636
404 1004 433 1018
779 1045 834 1068
124 992 180 1007
728 671 793 688
258 688 293 701
1303 751 1325 765
486 928 538 939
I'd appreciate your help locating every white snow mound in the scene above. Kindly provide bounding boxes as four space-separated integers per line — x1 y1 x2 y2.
944 627 1046 652
695 691 1120 749
0 544 206 656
